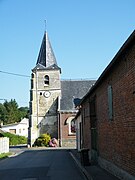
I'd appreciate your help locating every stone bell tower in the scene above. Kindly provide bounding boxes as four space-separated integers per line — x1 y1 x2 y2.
28 32 61 146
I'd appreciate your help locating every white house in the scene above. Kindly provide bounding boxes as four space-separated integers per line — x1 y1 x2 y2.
1 118 29 137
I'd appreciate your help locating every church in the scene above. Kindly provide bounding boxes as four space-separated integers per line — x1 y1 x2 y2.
28 31 95 147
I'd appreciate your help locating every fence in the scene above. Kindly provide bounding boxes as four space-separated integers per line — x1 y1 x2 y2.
0 137 9 154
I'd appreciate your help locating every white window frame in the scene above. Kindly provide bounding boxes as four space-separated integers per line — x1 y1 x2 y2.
66 116 76 135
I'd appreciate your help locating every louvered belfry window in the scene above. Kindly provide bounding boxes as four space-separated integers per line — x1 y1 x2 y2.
44 75 49 85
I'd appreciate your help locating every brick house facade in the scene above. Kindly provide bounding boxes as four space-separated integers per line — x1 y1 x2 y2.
76 31 135 179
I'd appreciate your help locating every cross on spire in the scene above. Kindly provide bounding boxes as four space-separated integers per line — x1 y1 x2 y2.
44 20 47 32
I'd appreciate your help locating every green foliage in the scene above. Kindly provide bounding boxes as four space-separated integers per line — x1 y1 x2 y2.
18 107 29 119
0 103 7 122
0 133 4 137
2 132 27 145
34 133 51 147
0 152 12 159
0 99 29 125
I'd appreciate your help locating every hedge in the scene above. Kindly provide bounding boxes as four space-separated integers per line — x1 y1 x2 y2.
1 132 27 146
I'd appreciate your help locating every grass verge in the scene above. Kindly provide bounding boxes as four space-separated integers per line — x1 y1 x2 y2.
0 152 12 159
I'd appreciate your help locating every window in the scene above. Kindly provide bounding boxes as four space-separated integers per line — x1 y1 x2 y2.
108 85 113 120
65 117 76 135
71 119 76 133
44 75 49 85
9 129 16 134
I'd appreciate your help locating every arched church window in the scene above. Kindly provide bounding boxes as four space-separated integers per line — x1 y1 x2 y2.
65 117 76 135
44 75 49 85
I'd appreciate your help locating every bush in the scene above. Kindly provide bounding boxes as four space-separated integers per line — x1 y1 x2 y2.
34 133 51 147
2 132 27 145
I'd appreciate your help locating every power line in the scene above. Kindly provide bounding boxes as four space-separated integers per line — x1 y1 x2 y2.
0 70 97 80
0 70 60 80
0 70 30 78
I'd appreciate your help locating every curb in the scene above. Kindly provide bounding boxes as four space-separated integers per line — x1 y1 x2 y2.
69 152 93 180
9 151 24 157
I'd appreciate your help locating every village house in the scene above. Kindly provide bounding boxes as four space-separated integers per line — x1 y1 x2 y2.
28 31 95 147
75 30 135 180
1 118 29 137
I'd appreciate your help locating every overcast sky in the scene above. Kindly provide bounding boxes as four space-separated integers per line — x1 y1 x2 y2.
0 0 135 107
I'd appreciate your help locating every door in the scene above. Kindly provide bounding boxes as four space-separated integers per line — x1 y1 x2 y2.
90 96 98 164
79 122 82 150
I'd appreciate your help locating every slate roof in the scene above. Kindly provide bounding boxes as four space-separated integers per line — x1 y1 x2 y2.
33 32 61 71
60 80 96 111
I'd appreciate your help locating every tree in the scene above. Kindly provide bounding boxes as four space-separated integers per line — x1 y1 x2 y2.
0 103 7 124
3 99 20 124
0 99 29 125
18 106 29 119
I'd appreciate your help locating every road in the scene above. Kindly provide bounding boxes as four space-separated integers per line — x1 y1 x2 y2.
0 148 86 180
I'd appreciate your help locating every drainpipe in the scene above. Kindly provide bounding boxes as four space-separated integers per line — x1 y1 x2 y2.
58 96 62 147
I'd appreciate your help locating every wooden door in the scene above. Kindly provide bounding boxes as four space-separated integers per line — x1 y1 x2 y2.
90 96 98 164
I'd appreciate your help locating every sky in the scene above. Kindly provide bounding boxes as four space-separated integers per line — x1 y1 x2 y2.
0 0 135 107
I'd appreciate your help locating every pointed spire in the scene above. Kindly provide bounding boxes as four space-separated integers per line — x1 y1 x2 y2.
36 32 58 68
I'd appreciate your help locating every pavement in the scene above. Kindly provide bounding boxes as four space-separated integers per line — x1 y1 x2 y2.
9 146 120 180
70 149 120 180
1 147 85 180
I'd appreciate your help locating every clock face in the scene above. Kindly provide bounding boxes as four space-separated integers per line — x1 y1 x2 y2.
44 91 51 98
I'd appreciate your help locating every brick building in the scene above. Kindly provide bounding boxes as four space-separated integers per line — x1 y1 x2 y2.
59 80 95 147
75 30 135 179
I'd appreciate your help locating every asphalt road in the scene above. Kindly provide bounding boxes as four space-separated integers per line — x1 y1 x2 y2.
0 148 86 180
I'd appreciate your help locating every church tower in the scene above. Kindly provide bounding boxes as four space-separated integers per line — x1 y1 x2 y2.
28 32 61 146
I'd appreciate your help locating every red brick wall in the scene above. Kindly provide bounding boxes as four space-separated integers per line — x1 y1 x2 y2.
94 43 135 175
82 42 135 176
59 112 76 147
